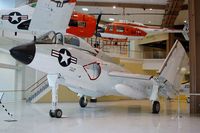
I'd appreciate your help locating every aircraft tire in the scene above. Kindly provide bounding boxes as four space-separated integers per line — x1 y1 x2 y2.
55 109 62 118
79 96 88 108
49 110 55 118
152 101 160 114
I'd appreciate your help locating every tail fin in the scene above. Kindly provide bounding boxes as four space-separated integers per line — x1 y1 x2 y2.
29 0 76 34
158 40 189 94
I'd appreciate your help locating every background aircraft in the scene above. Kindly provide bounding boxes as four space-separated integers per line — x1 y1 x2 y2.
67 11 96 38
96 20 189 41
10 31 189 118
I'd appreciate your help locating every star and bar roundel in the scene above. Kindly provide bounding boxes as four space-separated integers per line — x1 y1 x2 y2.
2 12 28 24
51 49 77 67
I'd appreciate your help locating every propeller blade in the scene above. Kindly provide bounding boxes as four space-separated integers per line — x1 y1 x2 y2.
96 13 102 34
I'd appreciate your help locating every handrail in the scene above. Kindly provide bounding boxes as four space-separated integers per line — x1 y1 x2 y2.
25 75 47 91
30 79 48 92
0 90 25 92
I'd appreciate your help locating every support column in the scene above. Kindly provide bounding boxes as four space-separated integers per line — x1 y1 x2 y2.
166 33 175 54
189 0 200 114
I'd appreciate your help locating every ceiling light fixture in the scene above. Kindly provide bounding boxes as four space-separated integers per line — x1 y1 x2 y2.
82 8 89 11
149 8 153 11
109 18 115 21
113 5 116 9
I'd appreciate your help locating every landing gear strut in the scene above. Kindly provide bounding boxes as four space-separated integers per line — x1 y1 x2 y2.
152 101 160 114
79 96 88 108
47 74 63 118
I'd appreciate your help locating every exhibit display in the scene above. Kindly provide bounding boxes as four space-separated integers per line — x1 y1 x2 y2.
10 29 189 118
1 0 200 132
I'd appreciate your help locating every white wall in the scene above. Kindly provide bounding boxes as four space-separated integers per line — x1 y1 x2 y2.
0 0 15 9
0 0 27 9
15 0 27 7
0 52 17 102
0 51 46 102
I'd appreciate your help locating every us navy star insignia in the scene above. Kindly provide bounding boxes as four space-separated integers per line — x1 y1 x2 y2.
51 49 77 67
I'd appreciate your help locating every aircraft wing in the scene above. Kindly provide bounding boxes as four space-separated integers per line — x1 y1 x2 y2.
109 71 153 80
109 71 153 99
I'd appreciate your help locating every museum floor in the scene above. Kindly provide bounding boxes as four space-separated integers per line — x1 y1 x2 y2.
0 100 199 133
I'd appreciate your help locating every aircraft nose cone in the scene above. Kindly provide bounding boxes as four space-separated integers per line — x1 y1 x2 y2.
10 42 36 65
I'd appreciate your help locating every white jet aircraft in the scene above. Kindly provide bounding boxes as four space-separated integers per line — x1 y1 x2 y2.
0 0 111 62
9 30 189 118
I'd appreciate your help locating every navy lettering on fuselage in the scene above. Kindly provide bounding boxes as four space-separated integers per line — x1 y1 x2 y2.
1 12 28 24
50 0 70 7
51 49 77 67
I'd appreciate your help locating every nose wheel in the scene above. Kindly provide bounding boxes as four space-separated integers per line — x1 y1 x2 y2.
152 101 160 114
79 96 88 108
47 74 63 118
49 109 62 118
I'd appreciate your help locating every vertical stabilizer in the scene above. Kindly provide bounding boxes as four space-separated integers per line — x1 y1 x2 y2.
29 0 76 34
158 40 189 92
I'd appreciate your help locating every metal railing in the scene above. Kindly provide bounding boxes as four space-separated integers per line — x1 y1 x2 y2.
25 75 49 103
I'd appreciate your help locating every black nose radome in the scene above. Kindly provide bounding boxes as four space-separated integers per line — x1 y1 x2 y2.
10 42 36 65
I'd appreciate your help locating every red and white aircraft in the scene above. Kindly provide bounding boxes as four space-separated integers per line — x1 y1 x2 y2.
97 20 189 41
67 11 96 38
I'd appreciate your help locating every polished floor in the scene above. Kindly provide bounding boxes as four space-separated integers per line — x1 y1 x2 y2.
0 99 199 133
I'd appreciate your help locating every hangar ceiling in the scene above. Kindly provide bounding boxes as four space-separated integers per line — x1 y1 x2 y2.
29 0 188 27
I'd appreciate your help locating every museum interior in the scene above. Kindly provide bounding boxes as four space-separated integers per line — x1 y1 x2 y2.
0 0 200 133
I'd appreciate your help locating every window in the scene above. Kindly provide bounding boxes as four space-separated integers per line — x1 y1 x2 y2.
36 31 63 44
78 21 86 27
107 25 114 31
116 26 124 33
64 35 80 47
83 62 101 80
69 19 78 27
69 20 86 27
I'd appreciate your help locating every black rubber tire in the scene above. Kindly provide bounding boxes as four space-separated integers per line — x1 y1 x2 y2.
49 110 55 118
152 101 160 114
55 109 62 118
90 98 97 103
79 96 88 108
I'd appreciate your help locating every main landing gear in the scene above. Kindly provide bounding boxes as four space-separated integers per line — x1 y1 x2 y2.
79 96 88 108
47 74 63 118
90 98 97 103
152 101 160 114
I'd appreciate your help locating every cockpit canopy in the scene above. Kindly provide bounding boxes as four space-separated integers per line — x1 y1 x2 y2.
35 31 97 56
64 35 80 47
36 31 63 44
